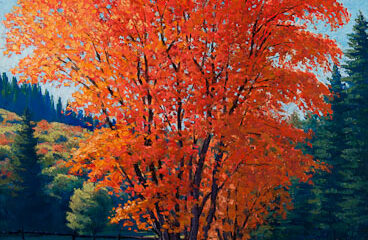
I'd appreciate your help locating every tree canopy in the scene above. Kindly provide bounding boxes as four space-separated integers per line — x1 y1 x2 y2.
66 182 112 237
4 1 349 239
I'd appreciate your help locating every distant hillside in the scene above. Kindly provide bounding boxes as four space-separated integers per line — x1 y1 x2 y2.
0 108 89 180
0 73 96 129
0 108 93 232
0 109 126 234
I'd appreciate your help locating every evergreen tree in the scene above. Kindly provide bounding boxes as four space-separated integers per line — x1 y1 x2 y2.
9 109 49 231
270 13 368 240
299 65 349 240
339 11 368 239
262 66 347 240
56 97 63 122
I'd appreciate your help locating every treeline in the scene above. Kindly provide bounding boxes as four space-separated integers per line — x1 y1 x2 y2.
252 12 368 240
0 73 95 129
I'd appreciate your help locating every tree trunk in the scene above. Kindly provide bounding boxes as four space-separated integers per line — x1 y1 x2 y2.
189 206 200 240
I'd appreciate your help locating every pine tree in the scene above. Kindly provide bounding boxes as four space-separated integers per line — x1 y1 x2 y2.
10 109 49 231
309 65 347 239
262 66 347 240
338 11 368 239
284 13 368 240
56 97 63 122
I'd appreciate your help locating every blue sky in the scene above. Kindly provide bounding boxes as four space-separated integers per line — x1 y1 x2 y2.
0 0 21 72
0 0 367 101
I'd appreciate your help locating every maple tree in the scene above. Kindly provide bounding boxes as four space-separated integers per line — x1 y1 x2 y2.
4 0 349 239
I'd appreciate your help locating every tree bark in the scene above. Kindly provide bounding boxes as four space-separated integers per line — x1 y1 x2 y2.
189 135 212 240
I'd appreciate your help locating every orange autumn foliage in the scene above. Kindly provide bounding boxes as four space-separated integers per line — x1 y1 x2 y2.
37 147 49 155
37 120 51 132
4 1 348 239
0 134 11 146
52 144 65 153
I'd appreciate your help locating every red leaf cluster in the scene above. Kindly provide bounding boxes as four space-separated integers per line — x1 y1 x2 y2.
4 0 348 239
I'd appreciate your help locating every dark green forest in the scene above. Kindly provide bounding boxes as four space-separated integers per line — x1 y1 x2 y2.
0 73 95 130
